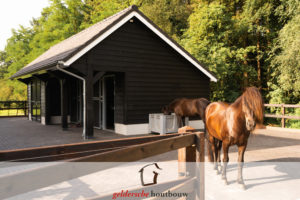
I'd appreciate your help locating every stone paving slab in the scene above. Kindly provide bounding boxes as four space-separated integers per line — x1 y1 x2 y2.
0 118 148 151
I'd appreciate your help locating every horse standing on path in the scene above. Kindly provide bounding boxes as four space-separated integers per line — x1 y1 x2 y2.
162 98 210 126
205 87 264 189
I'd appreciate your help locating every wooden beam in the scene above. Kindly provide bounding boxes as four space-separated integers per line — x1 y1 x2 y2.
281 105 285 128
0 134 181 162
93 71 105 84
178 145 196 177
74 133 195 162
195 132 205 200
48 71 66 80
264 114 300 120
85 64 94 138
0 134 196 199
1 147 125 163
264 103 300 108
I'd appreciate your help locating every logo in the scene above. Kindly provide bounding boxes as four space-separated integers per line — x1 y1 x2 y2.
139 163 162 186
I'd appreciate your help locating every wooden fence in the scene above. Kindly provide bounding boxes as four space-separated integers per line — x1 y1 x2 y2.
264 104 300 128
0 101 27 117
0 132 205 200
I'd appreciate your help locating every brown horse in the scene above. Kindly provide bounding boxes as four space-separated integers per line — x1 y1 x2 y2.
162 98 210 127
205 87 264 189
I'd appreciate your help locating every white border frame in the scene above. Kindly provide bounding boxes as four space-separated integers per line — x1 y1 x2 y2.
63 11 217 82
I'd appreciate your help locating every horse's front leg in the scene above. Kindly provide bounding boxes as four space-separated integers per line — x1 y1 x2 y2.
237 145 247 189
222 141 230 185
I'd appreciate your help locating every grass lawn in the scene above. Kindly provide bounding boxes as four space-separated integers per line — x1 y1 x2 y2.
0 109 26 116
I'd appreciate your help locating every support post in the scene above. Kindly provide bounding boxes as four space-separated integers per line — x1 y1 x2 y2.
85 64 94 139
281 105 285 128
178 143 196 177
195 132 205 200
60 79 68 130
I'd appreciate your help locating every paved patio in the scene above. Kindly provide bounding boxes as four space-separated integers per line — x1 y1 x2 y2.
1 117 300 162
1 118 300 200
0 117 149 151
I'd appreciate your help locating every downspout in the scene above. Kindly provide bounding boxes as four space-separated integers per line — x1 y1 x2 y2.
56 61 87 139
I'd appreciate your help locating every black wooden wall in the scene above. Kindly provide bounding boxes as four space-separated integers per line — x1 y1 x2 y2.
71 17 210 125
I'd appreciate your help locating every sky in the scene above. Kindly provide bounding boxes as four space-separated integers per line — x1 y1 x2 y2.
0 0 50 51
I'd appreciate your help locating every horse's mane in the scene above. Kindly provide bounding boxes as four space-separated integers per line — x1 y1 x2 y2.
241 87 264 123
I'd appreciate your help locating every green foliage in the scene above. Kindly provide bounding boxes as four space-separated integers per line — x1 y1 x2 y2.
269 0 300 104
0 0 299 128
139 0 192 40
0 0 87 100
182 2 240 101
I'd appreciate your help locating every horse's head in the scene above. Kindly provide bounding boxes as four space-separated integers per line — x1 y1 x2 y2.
241 87 264 131
243 102 256 131
162 105 171 115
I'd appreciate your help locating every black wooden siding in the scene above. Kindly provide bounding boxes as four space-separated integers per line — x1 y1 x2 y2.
71 17 210 124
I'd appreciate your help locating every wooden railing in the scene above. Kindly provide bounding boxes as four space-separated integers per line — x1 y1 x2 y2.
0 101 28 117
0 132 205 200
264 104 300 128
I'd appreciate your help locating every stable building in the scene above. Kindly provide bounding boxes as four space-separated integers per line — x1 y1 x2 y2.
11 5 217 138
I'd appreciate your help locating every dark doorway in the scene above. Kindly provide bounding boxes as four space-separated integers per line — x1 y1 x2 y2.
31 79 41 122
46 78 61 124
104 76 115 130
93 78 102 129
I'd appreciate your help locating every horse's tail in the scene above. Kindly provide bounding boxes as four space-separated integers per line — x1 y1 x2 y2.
195 98 210 123
196 98 214 162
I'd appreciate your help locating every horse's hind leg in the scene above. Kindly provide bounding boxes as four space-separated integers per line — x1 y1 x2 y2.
208 136 217 169
216 140 222 174
222 141 230 185
237 145 247 189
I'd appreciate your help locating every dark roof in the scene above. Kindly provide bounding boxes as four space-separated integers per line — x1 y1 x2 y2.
11 5 217 81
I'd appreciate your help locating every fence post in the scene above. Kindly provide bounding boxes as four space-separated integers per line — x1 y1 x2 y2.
195 132 205 200
178 143 196 177
281 104 285 128
24 101 27 116
7 102 10 116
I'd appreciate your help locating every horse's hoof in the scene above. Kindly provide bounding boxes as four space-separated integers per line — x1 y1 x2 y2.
238 183 246 190
224 179 228 185
237 180 246 190
221 176 228 185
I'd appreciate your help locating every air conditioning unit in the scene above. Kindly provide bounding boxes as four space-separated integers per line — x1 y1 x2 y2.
149 113 189 135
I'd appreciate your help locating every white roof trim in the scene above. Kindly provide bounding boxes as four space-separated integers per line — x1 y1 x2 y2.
63 11 217 82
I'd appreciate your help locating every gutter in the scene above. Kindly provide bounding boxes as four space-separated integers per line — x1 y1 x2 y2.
56 61 87 139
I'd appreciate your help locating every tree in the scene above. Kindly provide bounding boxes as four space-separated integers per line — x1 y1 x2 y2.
182 2 244 101
269 0 300 104
140 0 192 40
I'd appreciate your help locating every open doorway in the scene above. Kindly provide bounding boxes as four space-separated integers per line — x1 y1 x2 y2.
93 75 115 130
103 76 115 130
